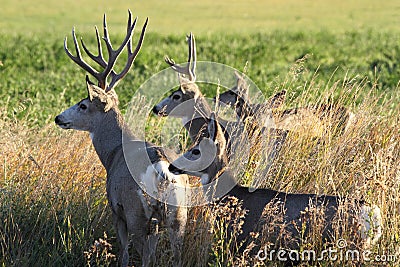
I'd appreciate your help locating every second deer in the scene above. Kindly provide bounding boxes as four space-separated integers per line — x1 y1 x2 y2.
169 112 382 254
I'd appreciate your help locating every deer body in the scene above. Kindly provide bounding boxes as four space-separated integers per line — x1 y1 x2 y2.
169 113 382 251
219 183 340 245
219 72 356 137
55 12 188 267
277 103 356 136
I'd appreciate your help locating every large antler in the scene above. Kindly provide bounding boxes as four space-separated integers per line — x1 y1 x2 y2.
64 10 148 92
165 32 196 81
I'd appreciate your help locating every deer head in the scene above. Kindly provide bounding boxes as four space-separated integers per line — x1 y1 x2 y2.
55 10 148 132
219 71 251 108
152 33 206 118
169 112 228 185
218 72 287 128
55 76 121 132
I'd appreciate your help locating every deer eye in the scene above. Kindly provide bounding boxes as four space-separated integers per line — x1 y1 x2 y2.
192 149 200 155
79 103 87 110
172 94 181 100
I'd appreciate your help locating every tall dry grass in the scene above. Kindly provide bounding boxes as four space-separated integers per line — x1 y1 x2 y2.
0 110 111 265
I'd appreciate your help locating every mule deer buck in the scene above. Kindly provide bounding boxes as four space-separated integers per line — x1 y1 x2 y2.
153 33 249 165
152 33 213 143
55 11 188 266
219 71 356 137
151 33 276 160
169 112 382 253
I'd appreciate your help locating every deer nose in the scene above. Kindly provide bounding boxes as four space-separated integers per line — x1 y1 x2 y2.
168 164 182 175
55 115 61 124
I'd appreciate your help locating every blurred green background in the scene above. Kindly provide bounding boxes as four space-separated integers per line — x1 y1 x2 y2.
1 0 399 35
0 0 399 126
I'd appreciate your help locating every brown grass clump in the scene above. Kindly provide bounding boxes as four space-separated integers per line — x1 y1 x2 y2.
0 116 111 265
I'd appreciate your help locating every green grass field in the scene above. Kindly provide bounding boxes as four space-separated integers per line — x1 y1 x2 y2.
1 0 400 35
0 1 399 266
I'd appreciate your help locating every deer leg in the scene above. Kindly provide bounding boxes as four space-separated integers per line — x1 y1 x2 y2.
112 210 130 267
115 217 129 267
125 218 154 267
166 205 187 267
128 231 153 267
140 216 161 266
141 233 159 267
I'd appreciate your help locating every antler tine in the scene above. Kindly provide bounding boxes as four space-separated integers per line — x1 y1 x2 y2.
101 10 141 91
189 32 196 81
164 55 192 77
107 15 149 91
164 33 197 81
65 11 147 91
81 26 107 69
64 28 101 82
186 33 192 68
99 13 116 89
184 33 195 81
102 13 112 50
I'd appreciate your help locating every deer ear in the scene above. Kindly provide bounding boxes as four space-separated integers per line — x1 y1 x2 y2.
86 75 107 100
234 71 242 81
85 75 117 112
234 71 249 96
208 113 218 142
267 90 286 109
106 88 119 100
208 113 227 157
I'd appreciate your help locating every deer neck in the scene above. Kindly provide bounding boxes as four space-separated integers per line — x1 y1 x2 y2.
184 95 212 122
236 97 254 120
90 108 132 171
203 168 240 200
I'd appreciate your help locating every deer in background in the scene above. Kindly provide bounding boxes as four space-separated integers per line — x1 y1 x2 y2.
152 33 212 143
217 72 289 182
219 71 356 137
55 11 188 267
219 71 287 131
169 112 382 252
